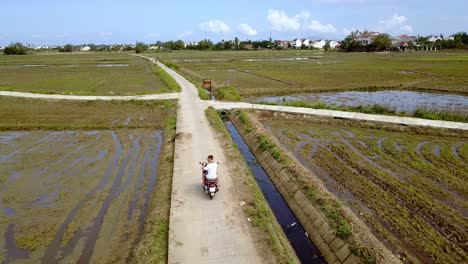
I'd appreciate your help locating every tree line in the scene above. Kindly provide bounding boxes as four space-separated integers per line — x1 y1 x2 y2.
340 31 468 52
3 32 467 55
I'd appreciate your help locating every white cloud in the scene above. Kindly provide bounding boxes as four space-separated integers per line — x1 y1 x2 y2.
306 20 337 33
267 9 307 32
199 20 230 35
267 9 337 35
238 24 258 36
378 13 413 34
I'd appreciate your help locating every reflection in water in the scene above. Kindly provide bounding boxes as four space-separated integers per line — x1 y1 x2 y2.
256 90 468 113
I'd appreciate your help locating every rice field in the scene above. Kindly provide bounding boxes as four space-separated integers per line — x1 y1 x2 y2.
150 50 468 98
0 53 172 95
257 112 467 264
0 98 176 263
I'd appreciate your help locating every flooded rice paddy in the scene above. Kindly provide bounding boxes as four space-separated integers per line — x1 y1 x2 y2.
256 90 468 113
0 130 163 263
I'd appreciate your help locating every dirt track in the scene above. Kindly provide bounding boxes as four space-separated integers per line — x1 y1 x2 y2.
154 60 262 263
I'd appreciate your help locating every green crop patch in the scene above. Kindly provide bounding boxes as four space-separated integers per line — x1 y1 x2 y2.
0 53 173 95
147 50 468 100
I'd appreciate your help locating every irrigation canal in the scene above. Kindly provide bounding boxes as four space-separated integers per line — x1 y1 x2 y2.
225 121 325 263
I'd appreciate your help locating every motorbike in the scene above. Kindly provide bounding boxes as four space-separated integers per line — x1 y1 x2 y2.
199 162 219 200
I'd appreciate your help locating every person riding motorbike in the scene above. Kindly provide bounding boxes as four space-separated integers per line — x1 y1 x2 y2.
202 155 218 186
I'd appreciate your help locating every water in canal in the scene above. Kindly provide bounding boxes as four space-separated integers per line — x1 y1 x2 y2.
225 121 324 263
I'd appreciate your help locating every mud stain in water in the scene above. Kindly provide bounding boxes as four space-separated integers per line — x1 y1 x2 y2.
137 131 163 238
433 145 441 157
0 132 28 144
76 136 141 264
416 142 431 164
342 130 356 138
452 142 466 164
3 207 16 217
1 129 167 263
394 141 403 152
128 148 150 221
377 137 387 150
41 131 123 263
2 224 30 264
31 144 88 178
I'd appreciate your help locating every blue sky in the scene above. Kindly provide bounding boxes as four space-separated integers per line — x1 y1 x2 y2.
1 0 467 45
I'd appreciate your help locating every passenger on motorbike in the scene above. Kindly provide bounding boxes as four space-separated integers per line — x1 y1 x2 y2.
202 155 218 185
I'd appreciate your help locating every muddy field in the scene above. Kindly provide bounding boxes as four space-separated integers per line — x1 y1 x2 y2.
257 112 467 264
0 98 176 263
0 129 165 263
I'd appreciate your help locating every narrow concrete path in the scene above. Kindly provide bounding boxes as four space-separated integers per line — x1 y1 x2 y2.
206 101 468 131
152 60 262 263
0 91 179 100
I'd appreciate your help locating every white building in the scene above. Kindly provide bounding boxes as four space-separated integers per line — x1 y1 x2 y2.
293 39 302 48
356 32 380 45
80 46 91 51
329 41 340 49
184 41 199 48
293 38 310 49
311 40 326 49
428 35 443 42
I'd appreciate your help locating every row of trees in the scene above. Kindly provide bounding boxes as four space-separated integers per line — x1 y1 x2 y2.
3 43 27 55
417 32 468 50
148 37 276 51
3 32 467 55
340 31 392 52
340 30 468 52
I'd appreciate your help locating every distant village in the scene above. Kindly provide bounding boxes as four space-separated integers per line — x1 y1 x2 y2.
1 31 466 53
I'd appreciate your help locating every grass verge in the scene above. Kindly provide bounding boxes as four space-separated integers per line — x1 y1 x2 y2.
213 86 241 101
157 58 209 100
259 100 468 123
205 107 299 264
154 64 181 92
